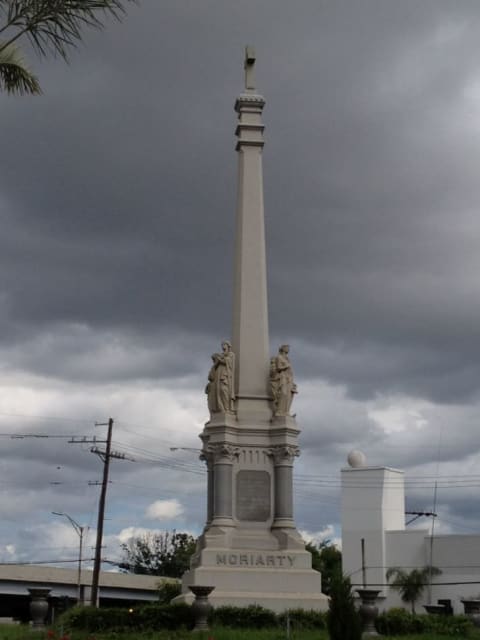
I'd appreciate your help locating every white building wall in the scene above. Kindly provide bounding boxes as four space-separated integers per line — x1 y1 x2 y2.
341 466 405 601
428 535 480 613
342 462 480 614
384 529 429 610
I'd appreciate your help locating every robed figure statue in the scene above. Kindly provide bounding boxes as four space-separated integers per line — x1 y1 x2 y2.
270 344 297 416
206 340 235 414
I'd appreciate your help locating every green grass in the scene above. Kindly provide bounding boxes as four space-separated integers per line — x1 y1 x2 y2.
0 629 325 640
1 625 480 640
0 625 43 640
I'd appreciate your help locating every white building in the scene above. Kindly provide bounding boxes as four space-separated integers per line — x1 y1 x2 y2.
341 452 480 614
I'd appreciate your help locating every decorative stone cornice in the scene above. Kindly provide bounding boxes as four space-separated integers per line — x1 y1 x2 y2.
235 123 265 135
235 93 265 112
268 445 300 465
208 443 240 464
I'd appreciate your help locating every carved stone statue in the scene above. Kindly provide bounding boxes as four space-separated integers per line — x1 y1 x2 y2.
205 341 235 413
270 344 297 416
269 357 280 408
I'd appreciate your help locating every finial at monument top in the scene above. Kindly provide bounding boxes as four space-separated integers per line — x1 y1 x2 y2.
235 45 264 112
244 45 256 91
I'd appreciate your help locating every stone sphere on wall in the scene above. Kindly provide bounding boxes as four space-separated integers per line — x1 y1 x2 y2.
347 449 367 468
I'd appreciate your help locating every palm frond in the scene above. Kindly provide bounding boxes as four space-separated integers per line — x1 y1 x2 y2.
0 0 137 60
386 565 442 613
0 42 41 94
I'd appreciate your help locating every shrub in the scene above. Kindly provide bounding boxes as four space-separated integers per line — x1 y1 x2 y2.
277 608 326 629
375 608 423 635
59 606 130 633
136 603 194 630
212 604 278 628
326 574 362 640
427 614 474 637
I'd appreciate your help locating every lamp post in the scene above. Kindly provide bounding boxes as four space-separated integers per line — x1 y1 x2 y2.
52 511 85 604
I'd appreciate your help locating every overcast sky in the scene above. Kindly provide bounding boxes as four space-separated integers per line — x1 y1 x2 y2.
2 0 480 572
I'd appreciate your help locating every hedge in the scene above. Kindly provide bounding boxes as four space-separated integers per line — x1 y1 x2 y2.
277 608 326 629
375 608 474 637
60 603 194 633
60 603 327 633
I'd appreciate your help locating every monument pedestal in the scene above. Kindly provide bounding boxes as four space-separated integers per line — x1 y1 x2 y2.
177 549 327 612
174 416 328 611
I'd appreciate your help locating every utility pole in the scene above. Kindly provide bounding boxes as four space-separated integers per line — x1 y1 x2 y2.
90 417 113 607
70 418 128 607
427 481 438 604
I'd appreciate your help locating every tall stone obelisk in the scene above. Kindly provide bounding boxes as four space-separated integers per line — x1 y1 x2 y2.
176 49 328 612
232 47 270 416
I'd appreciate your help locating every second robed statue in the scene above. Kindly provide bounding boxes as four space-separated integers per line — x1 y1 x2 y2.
270 344 297 417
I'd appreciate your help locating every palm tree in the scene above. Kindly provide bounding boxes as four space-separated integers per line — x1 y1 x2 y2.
0 0 135 95
386 566 442 613
0 43 41 94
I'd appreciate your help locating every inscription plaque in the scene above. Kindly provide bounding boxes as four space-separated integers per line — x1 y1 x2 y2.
236 470 271 521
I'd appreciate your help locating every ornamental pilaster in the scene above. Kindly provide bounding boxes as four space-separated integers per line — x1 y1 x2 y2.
269 445 300 466
208 443 239 527
200 447 215 525
269 446 298 528
208 443 240 464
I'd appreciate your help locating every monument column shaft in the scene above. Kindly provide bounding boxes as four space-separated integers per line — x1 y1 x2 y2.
206 463 214 524
232 93 269 402
273 464 294 525
213 462 234 524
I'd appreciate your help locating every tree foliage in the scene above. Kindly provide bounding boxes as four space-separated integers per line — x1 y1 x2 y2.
119 530 197 578
157 581 181 604
327 573 362 640
306 539 342 595
0 0 136 95
386 565 442 613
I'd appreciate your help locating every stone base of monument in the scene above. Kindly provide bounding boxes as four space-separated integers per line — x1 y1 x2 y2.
173 542 329 612
172 411 329 613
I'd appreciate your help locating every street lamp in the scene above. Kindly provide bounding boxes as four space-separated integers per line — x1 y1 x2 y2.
52 511 85 604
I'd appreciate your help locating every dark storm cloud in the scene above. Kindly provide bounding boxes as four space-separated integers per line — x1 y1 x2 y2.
3 0 480 403
0 324 210 382
3 0 480 552
291 340 480 403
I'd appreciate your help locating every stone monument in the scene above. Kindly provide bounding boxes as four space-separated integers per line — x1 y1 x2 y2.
175 48 328 612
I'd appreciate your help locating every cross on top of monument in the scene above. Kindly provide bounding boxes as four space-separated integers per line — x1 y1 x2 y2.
244 45 256 91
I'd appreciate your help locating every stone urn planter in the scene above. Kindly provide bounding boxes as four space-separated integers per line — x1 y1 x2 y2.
28 588 51 629
356 588 381 636
189 585 215 632
461 599 480 627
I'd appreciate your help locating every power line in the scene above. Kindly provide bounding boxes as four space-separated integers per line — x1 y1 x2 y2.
112 441 205 475
0 411 94 423
0 558 94 566
5 429 480 493
0 433 90 439
4 426 480 485
352 580 480 587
